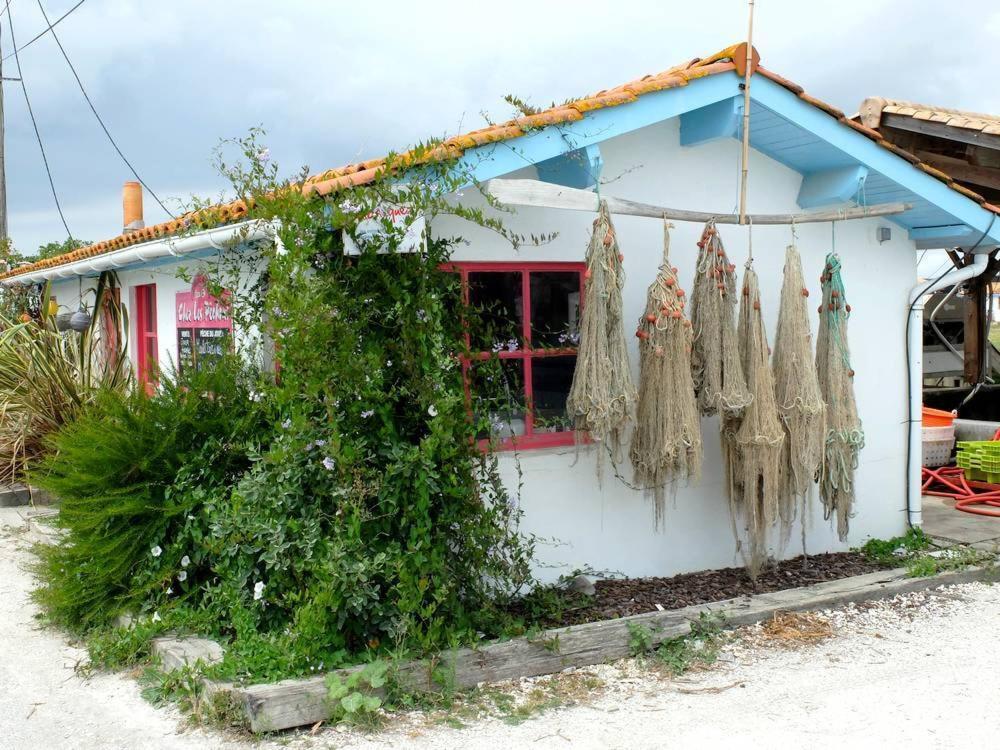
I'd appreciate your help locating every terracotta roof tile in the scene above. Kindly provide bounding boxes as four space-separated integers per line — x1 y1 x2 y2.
860 97 1000 133
5 44 997 283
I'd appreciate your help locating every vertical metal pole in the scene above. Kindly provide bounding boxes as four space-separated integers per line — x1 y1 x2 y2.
0 20 8 242
738 0 756 225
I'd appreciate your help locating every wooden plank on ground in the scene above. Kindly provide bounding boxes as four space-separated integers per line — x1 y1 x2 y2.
236 564 998 732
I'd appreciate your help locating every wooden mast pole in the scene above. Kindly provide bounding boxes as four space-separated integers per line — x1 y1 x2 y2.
738 0 756 224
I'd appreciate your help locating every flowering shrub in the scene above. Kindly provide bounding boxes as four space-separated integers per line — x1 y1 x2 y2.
37 131 542 682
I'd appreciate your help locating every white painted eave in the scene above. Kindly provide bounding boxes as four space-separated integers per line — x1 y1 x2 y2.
1 220 275 286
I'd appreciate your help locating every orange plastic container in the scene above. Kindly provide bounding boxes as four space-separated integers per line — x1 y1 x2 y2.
922 406 956 427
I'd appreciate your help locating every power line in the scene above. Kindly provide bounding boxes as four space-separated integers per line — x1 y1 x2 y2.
1 0 83 62
5 2 72 239
34 0 175 218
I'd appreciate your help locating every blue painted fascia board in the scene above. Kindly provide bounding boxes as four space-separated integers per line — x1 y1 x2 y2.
797 165 869 209
455 72 742 185
750 76 1000 245
680 97 740 147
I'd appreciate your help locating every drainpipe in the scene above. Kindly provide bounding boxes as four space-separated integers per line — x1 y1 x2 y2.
906 251 989 526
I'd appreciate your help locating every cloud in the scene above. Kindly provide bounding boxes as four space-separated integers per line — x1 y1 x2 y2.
5 0 1000 254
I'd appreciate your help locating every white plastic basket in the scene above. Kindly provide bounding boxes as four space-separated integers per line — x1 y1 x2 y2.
922 425 955 468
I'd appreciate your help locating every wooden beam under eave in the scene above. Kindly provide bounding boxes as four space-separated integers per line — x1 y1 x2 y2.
882 114 1000 152
915 150 1000 192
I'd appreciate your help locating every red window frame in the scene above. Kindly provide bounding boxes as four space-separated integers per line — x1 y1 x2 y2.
134 283 158 393
448 261 584 450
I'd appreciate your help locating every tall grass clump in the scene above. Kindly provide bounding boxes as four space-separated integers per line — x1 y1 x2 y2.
0 272 130 481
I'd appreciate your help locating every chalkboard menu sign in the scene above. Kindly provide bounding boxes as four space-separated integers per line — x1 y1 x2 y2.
175 275 232 372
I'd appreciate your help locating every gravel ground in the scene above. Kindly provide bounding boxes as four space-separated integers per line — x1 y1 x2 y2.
2 506 998 750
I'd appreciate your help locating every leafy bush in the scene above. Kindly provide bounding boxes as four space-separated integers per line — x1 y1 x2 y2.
326 661 388 726
859 527 931 566
32 357 270 631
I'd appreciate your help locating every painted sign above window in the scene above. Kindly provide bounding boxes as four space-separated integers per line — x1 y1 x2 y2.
175 275 232 372
342 200 426 255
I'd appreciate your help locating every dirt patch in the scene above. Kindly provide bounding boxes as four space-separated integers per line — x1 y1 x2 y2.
546 551 891 626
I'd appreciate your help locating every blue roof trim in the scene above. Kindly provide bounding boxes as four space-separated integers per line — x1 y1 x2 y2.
457 73 741 184
456 69 999 248
749 77 1000 246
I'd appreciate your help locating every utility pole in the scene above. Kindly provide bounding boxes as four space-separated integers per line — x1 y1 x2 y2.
0 26 7 242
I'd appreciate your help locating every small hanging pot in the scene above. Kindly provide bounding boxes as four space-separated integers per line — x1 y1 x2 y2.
55 312 74 332
69 309 92 332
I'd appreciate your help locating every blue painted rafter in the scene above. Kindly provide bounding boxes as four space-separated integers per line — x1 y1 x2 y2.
680 97 740 147
908 225 981 249
535 143 604 190
797 165 869 209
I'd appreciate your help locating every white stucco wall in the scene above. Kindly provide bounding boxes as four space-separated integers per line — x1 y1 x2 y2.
48 115 917 582
436 118 917 582
49 259 228 380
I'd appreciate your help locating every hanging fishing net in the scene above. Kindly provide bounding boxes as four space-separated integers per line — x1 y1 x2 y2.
815 252 864 540
690 221 752 417
629 222 703 524
723 263 785 579
566 200 637 463
772 245 826 532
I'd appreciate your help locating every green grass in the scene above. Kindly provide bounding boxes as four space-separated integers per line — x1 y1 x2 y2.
858 528 932 566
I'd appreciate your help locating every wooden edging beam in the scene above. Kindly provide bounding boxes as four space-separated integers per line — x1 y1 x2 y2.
486 178 911 225
153 563 996 733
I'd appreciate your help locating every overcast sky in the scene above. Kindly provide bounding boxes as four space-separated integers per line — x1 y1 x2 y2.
3 0 999 256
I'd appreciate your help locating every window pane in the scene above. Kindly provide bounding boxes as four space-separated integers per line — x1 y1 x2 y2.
530 271 580 348
531 355 575 433
470 358 526 440
468 271 523 353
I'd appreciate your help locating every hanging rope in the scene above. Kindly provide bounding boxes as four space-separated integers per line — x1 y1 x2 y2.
629 221 703 525
772 245 826 537
723 262 785 579
567 200 636 468
816 252 864 540
689 221 752 417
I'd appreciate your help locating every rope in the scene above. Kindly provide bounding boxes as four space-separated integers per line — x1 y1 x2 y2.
772 244 826 541
566 200 636 470
816 252 864 539
629 219 702 525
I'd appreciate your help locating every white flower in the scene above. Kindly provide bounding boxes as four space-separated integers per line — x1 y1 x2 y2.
151 545 162 558
361 409 374 419
152 611 161 623
281 418 292 430
256 147 270 163
428 405 438 417
177 570 188 582
249 390 263 402
253 581 265 601
166 588 173 596
315 439 327 447
386 360 393 367
180 555 190 568
322 456 336 471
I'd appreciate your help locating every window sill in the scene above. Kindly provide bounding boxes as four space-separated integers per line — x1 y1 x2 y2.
477 431 582 452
